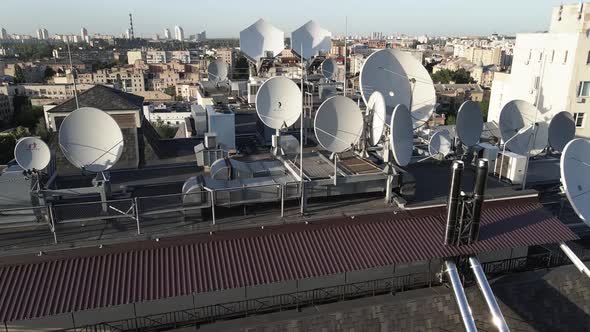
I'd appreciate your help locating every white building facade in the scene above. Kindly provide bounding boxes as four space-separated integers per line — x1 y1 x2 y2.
489 3 590 138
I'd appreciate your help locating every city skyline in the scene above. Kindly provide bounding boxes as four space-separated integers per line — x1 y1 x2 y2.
1 0 568 38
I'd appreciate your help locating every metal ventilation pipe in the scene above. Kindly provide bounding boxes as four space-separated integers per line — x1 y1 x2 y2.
469 257 510 332
445 260 477 332
469 158 489 243
445 160 464 245
560 242 590 279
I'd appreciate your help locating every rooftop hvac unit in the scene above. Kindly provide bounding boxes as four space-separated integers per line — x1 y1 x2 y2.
577 97 586 103
494 151 527 184
204 133 217 149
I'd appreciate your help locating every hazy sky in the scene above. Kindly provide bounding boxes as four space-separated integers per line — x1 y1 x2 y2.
1 0 567 38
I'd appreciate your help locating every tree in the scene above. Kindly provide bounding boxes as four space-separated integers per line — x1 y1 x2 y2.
0 134 16 164
431 69 453 84
446 114 457 126
34 117 50 142
163 86 176 97
14 65 25 83
43 67 56 82
430 68 476 84
154 118 177 139
479 100 490 122
453 68 475 84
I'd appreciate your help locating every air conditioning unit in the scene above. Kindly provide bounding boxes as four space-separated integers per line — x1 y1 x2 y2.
494 151 527 184
577 97 586 103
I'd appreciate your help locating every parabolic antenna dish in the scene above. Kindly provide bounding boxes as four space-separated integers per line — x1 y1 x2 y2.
499 100 548 155
208 59 228 83
389 104 414 166
428 131 453 157
255 76 302 130
560 138 590 224
359 49 435 128
548 111 576 153
321 58 338 81
291 20 332 60
239 19 285 63
58 107 124 173
14 137 51 171
314 96 363 153
368 91 387 146
456 101 483 147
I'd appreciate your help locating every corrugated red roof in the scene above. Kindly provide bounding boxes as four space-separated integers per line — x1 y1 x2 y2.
0 198 577 322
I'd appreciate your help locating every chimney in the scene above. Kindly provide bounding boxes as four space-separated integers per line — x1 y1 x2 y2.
445 160 464 245
468 159 488 243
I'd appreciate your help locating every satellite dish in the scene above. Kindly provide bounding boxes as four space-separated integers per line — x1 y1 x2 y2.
456 101 483 147
359 49 435 128
291 20 332 60
321 58 339 81
560 138 590 224
389 104 414 166
369 91 387 146
314 96 363 153
239 19 285 63
58 107 124 173
208 59 228 83
14 137 51 171
428 131 453 157
499 100 548 155
255 76 302 130
548 111 576 153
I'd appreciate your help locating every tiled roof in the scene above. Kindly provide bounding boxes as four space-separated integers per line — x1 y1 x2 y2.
0 197 577 322
47 85 144 113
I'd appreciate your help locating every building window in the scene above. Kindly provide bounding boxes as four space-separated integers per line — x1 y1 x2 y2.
578 81 590 97
551 50 555 63
564 50 569 64
587 51 590 65
574 112 586 128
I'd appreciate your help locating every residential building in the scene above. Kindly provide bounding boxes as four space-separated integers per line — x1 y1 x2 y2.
0 28 7 40
488 3 590 138
146 50 167 64
36 28 48 40
170 50 190 64
0 93 13 123
127 50 145 65
175 26 184 41
197 30 207 41
81 27 88 41
216 48 233 68
0 83 95 100
435 83 484 115
76 68 146 93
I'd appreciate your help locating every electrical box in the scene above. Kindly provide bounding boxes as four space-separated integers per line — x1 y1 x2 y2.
477 142 499 173
494 151 527 184
206 105 235 150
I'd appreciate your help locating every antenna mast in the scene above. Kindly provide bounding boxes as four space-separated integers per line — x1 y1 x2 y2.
129 13 135 40
66 41 79 109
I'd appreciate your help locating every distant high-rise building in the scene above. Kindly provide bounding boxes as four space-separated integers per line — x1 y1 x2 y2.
0 28 7 40
36 28 48 40
164 28 171 39
125 28 132 40
175 26 184 41
197 30 206 41
81 27 88 40
154 34 160 41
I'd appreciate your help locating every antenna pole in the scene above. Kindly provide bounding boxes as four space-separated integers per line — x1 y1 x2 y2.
300 44 305 216
343 16 347 97
66 41 79 109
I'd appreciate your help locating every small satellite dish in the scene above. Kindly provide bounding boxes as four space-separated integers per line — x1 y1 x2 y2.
321 58 338 81
560 138 590 224
428 131 453 157
255 76 302 130
499 100 548 155
389 104 414 166
14 137 51 171
368 91 387 146
359 49 435 128
208 59 228 83
291 20 332 60
314 96 363 153
456 101 483 147
59 107 124 173
548 111 576 153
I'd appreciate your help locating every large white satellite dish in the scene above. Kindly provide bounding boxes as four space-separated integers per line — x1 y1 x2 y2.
14 137 51 171
58 107 124 173
208 59 228 83
428 131 453 157
560 138 590 224
548 111 576 153
239 19 285 63
359 49 435 128
389 104 414 166
314 96 363 153
499 100 548 155
368 91 387 146
291 20 332 60
321 58 338 81
255 76 302 130
456 101 483 147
